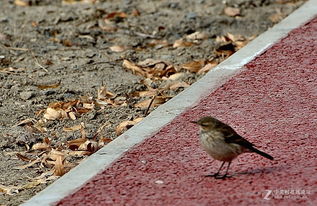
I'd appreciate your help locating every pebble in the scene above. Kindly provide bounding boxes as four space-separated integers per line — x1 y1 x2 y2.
185 12 198 20
20 91 35 100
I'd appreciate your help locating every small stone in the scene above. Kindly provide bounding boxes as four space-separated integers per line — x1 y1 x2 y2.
155 180 164 184
20 91 35 100
185 12 197 20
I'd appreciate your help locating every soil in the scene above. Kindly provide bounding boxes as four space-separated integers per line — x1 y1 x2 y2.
0 0 305 205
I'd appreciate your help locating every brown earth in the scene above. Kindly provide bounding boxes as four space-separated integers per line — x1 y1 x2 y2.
0 0 305 205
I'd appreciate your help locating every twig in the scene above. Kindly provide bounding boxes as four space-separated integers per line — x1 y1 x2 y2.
31 52 48 72
144 94 157 116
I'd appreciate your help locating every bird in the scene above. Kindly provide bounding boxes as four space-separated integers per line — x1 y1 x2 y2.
191 116 273 179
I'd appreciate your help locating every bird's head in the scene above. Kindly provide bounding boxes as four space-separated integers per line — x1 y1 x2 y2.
190 116 218 131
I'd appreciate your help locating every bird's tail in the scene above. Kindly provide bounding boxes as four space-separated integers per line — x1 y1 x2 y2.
250 147 274 160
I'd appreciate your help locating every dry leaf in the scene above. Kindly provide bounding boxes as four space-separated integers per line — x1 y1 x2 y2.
122 60 146 76
32 142 50 151
43 108 63 120
147 39 169 48
98 86 116 99
109 45 127 52
13 159 41 170
168 81 190 90
77 139 98 153
46 150 66 161
68 111 76 120
186 31 208 40
138 90 157 97
99 137 112 146
215 43 235 57
135 96 168 109
224 7 240 17
22 179 46 189
82 102 94 110
166 72 186 81
68 150 91 156
173 38 194 48
0 185 20 195
115 117 143 136
53 155 65 176
106 11 127 20
36 82 60 90
197 62 218 74
14 0 29 6
67 138 87 150
16 153 32 162
181 60 206 73
137 59 165 67
63 124 82 132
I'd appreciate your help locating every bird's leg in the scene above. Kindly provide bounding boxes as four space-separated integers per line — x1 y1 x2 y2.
215 161 232 179
206 161 226 178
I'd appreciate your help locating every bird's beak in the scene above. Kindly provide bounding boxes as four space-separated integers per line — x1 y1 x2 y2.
190 120 198 124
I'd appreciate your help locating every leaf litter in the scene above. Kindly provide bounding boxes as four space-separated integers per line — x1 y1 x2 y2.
4 29 255 194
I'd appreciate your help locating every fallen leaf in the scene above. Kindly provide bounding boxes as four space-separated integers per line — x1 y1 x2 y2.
22 179 46 189
0 185 20 195
32 142 50 151
166 72 186 81
135 96 168 109
63 124 82 132
97 86 116 99
68 111 76 120
67 138 87 150
168 81 190 90
173 38 194 48
122 60 146 76
115 117 143 136
16 153 32 162
36 82 60 90
186 31 208 40
13 159 41 170
224 7 240 17
16 118 37 126
181 60 206 73
215 43 235 57
14 0 29 6
147 39 169 48
197 61 218 74
136 90 157 97
105 11 127 21
109 45 127 52
53 155 65 176
43 108 63 120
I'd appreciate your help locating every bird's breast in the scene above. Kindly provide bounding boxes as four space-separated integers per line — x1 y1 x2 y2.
199 130 243 162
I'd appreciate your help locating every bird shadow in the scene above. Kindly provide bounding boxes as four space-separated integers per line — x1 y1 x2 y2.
202 165 285 180
233 165 285 177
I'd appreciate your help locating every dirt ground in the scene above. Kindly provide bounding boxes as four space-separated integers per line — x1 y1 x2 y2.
0 0 305 205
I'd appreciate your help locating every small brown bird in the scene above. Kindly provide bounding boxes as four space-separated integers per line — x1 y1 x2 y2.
191 116 273 179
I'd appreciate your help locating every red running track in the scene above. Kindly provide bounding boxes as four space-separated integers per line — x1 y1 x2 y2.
57 18 317 206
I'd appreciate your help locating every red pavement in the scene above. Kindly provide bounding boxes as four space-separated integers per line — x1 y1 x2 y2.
57 18 317 205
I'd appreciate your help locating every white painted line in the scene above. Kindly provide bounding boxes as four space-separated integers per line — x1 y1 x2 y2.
22 1 317 205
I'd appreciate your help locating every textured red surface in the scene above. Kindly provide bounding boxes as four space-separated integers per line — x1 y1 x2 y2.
57 18 317 205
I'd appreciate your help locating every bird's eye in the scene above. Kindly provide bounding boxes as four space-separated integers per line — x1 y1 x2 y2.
201 123 210 126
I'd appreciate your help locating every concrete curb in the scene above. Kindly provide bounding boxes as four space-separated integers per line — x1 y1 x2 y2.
22 1 317 205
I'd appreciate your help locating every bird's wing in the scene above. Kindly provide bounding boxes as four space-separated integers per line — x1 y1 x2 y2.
218 123 254 149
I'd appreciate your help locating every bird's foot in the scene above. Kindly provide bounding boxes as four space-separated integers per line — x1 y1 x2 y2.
204 173 219 178
214 174 232 179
